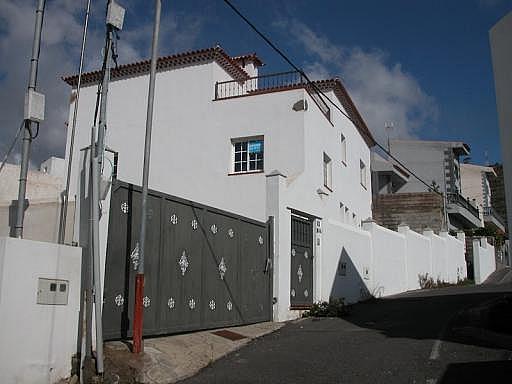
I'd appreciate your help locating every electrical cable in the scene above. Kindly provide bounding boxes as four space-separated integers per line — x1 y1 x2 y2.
0 120 25 176
222 0 443 197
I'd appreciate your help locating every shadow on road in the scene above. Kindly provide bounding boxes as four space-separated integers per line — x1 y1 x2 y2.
439 360 512 383
343 284 512 349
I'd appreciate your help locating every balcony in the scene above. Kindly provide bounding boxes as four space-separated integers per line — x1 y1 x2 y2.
446 193 482 229
214 71 331 121
483 206 507 233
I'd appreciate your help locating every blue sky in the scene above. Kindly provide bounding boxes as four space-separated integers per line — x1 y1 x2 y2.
1 0 511 166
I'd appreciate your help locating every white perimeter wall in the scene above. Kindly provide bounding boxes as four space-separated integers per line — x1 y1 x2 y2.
399 225 432 291
472 238 496 284
290 220 468 316
0 237 82 384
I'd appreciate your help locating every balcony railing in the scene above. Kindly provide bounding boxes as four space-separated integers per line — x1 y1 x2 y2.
446 193 480 219
214 71 331 121
483 206 507 228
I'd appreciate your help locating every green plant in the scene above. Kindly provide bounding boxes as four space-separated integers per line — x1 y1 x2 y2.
418 273 474 289
302 298 349 318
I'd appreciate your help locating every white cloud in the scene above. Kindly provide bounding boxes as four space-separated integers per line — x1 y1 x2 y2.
279 20 438 147
0 0 202 167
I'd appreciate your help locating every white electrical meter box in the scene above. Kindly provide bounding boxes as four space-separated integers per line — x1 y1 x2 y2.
37 278 69 305
24 89 45 123
107 1 125 30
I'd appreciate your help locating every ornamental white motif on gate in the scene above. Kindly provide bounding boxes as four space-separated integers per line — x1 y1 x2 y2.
297 265 303 283
228 228 234 238
167 297 175 309
291 248 296 257
191 219 198 230
304 251 308 259
188 298 196 310
170 214 178 225
218 257 227 280
143 296 151 308
227 300 233 311
115 294 124 307
120 201 129 214
210 224 218 234
130 242 140 270
209 300 216 311
178 250 189 276
304 289 309 298
258 235 264 245
291 289 296 298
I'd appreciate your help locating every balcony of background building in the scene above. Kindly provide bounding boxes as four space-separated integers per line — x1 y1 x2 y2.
446 192 483 229
483 206 507 233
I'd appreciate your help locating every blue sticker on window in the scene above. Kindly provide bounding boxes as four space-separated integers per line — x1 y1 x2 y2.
248 140 263 154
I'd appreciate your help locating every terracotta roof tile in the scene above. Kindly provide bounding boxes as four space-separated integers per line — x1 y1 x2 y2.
231 53 264 67
62 46 251 87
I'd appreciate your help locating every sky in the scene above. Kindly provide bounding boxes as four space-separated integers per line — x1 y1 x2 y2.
0 0 511 168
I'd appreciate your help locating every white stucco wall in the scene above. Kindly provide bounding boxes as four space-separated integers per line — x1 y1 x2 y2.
442 232 467 283
490 11 512 234
322 219 372 303
473 237 496 284
0 237 82 384
399 225 432 291
363 221 407 297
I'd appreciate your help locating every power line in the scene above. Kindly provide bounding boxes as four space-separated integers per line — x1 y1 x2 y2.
222 0 443 197
0 120 24 176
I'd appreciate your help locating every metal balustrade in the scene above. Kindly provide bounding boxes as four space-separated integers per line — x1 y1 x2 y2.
446 193 480 219
483 206 507 228
214 71 331 120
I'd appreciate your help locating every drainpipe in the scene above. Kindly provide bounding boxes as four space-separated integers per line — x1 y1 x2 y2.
133 0 162 354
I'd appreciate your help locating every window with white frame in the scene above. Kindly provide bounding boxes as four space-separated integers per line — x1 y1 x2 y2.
360 160 367 188
340 133 347 165
232 138 264 173
323 152 332 190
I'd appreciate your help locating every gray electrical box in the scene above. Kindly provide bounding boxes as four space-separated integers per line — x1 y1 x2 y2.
37 278 69 305
107 1 125 30
24 89 45 123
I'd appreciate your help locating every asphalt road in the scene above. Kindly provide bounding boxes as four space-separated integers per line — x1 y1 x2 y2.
179 283 512 384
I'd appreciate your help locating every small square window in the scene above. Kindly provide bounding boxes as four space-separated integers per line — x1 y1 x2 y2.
50 283 57 292
59 284 67 292
360 160 367 188
340 133 347 165
323 152 332 190
232 138 264 174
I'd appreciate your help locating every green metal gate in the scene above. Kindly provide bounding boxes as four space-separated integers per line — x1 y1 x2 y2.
290 213 314 308
102 181 273 340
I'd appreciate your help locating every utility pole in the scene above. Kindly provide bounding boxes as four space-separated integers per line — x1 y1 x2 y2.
90 0 125 374
385 122 394 153
59 0 92 244
133 0 162 354
14 0 46 238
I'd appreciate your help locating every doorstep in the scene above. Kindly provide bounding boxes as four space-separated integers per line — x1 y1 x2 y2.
103 321 284 384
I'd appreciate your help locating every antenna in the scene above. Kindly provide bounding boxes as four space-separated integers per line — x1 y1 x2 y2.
484 150 489 166
385 122 394 153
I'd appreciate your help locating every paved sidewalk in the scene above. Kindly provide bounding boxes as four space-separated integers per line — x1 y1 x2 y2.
103 322 283 383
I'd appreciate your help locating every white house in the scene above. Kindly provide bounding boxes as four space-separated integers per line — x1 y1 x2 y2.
63 46 375 324
62 46 469 332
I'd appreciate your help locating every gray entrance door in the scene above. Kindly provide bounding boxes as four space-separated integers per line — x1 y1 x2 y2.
290 213 314 308
102 181 272 340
